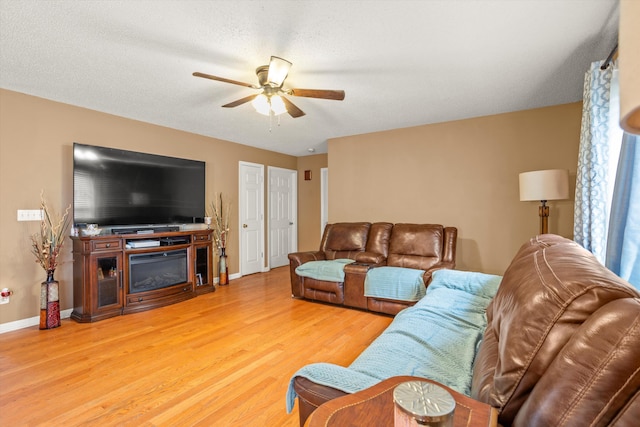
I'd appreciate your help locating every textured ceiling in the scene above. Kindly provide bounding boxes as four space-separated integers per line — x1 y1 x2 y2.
0 0 619 157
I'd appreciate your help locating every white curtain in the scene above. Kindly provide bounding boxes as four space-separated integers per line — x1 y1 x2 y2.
575 60 639 289
574 61 622 263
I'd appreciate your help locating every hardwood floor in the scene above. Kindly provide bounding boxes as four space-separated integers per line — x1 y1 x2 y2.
0 267 392 426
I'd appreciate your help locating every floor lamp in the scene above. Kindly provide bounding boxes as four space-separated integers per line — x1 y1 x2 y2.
519 169 569 235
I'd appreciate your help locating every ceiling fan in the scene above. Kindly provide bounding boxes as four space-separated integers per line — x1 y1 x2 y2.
193 56 345 118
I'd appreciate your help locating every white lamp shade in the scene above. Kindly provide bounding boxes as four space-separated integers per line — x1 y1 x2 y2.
519 169 569 201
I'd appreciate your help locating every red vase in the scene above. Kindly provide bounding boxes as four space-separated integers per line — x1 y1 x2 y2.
40 270 61 329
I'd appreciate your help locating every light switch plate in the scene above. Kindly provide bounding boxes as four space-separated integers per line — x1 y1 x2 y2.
17 209 43 221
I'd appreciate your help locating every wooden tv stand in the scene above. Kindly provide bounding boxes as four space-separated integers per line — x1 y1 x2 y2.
70 229 214 323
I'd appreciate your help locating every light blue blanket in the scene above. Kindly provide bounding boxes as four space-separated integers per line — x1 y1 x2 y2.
286 269 502 412
364 266 426 301
295 259 356 282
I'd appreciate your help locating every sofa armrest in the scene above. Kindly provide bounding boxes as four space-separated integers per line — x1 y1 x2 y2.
293 376 348 427
288 251 327 266
343 263 372 309
442 227 457 264
422 262 456 285
288 251 327 297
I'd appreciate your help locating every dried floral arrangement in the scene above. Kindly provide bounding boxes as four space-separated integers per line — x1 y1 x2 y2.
207 193 231 252
30 191 71 273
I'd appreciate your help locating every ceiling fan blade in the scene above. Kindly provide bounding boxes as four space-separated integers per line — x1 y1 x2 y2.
193 72 258 89
288 88 345 101
267 56 292 87
281 97 306 118
222 94 258 108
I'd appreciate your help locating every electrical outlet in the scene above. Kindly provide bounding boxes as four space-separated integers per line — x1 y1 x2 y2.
0 288 11 304
17 209 43 221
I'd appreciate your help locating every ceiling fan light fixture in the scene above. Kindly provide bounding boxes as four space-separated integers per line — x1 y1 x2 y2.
267 56 292 87
193 55 344 121
252 94 271 116
270 95 287 116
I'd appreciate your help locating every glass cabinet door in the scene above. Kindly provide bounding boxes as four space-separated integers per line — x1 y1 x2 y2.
195 245 210 287
96 255 121 309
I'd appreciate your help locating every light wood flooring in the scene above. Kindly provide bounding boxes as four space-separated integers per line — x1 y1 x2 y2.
0 267 393 426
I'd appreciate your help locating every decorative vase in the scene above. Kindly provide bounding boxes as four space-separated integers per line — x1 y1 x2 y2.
218 247 229 285
40 270 61 329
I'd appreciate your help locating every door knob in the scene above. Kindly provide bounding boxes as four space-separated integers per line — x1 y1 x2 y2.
243 224 248 228
289 222 294 225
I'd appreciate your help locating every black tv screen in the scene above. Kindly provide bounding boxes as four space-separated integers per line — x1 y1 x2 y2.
73 143 205 227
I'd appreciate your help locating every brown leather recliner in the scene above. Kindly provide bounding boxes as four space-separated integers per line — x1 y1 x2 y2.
292 235 640 426
288 222 457 315
471 234 640 426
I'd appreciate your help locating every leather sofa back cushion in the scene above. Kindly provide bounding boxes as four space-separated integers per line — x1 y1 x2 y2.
471 235 640 426
365 222 394 258
322 223 371 253
387 224 443 270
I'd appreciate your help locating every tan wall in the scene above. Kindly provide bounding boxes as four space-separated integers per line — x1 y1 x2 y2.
0 89 299 324
328 103 581 275
0 88 581 325
296 154 328 251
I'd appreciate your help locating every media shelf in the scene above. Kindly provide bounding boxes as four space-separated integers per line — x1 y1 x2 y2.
70 229 214 323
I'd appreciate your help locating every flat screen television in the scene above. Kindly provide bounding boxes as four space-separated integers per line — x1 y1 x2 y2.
73 143 205 229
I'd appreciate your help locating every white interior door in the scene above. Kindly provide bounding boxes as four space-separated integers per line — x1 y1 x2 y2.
239 162 264 276
268 166 297 268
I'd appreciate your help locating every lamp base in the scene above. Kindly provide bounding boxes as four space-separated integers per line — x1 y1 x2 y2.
538 201 549 234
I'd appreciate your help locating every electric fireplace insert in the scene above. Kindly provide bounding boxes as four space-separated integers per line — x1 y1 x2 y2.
128 248 188 293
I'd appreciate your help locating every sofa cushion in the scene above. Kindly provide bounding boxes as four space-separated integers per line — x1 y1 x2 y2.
471 235 640 426
387 224 444 270
364 222 394 259
295 259 355 282
286 269 502 413
323 223 371 252
364 266 426 302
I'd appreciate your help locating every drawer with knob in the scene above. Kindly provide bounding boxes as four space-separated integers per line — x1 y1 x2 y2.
193 233 211 242
91 239 122 252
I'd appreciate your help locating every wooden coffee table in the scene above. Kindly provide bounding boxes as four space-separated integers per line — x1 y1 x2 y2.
305 376 498 427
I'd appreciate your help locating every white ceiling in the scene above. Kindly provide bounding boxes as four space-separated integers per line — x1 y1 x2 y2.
0 0 619 157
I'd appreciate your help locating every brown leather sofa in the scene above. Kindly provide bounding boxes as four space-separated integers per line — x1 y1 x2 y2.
288 222 458 315
291 234 640 426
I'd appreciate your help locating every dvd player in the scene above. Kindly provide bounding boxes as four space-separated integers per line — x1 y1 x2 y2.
128 240 160 248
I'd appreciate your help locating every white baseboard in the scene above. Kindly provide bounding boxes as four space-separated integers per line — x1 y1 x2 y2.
0 308 73 334
1 273 246 334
